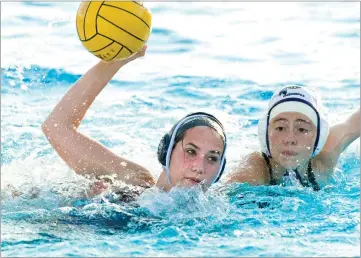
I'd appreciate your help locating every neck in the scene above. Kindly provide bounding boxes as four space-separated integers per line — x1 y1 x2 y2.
269 158 309 181
155 170 172 192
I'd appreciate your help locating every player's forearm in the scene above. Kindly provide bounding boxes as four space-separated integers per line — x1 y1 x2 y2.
42 60 127 131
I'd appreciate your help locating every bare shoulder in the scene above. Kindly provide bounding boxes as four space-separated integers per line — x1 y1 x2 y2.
311 123 350 180
311 153 335 183
317 109 360 170
223 151 269 185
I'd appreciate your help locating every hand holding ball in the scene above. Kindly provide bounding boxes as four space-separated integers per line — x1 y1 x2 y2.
76 1 152 61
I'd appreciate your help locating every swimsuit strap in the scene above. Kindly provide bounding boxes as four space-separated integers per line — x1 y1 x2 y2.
294 168 310 187
262 153 320 191
307 160 320 191
262 152 277 185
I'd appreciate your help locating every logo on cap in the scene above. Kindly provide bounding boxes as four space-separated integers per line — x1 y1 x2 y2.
278 86 304 98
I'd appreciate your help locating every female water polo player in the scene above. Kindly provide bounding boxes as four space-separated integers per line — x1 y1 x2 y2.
225 85 360 190
41 45 227 197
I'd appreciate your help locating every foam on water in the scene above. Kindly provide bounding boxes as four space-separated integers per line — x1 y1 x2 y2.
1 2 360 257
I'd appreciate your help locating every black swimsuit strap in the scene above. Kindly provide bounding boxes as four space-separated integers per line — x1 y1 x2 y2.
294 168 310 187
307 160 320 191
262 152 277 185
262 152 320 191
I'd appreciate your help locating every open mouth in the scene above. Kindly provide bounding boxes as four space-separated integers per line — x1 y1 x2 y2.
185 177 202 184
281 150 297 156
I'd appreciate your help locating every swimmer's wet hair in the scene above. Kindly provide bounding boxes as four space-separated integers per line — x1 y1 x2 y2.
173 117 225 145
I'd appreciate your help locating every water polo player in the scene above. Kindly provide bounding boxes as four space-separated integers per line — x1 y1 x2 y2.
225 85 360 190
42 45 227 197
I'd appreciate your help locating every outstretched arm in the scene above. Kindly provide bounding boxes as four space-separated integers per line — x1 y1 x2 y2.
42 46 155 188
314 108 360 173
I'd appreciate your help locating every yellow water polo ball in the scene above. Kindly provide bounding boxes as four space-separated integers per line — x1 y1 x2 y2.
76 1 152 61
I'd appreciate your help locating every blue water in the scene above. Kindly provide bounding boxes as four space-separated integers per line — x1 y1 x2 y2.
1 2 360 257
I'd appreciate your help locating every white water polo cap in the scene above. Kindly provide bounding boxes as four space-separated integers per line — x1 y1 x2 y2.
258 85 329 157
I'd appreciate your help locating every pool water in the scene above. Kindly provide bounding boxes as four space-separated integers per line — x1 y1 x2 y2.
1 2 360 257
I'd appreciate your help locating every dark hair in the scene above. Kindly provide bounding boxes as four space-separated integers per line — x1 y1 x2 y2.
174 126 225 148
157 112 227 168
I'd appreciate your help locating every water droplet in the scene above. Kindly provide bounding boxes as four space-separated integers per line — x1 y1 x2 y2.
20 83 28 90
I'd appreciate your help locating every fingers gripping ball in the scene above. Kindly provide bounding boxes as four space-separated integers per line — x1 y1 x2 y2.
76 1 152 61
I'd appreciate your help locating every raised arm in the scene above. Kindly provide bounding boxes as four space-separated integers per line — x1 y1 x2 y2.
314 108 360 173
42 46 155 188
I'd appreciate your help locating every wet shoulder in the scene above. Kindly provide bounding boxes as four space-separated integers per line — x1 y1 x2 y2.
311 157 334 183
247 151 270 183
224 151 269 185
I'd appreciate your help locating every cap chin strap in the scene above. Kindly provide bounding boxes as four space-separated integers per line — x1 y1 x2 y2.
164 115 227 187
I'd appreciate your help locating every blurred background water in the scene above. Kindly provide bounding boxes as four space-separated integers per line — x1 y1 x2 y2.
1 2 360 257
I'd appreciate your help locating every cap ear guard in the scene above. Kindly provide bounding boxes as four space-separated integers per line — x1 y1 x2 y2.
157 133 170 166
312 116 329 157
258 113 271 157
